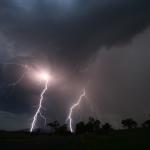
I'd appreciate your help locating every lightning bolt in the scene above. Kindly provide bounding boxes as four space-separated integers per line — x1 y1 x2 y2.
67 88 86 133
0 62 48 131
30 79 49 132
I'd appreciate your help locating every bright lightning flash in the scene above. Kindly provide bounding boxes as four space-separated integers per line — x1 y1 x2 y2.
67 89 86 133
39 72 50 81
0 63 51 132
30 71 50 133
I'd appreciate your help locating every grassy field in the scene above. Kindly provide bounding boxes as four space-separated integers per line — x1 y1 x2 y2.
0 129 150 150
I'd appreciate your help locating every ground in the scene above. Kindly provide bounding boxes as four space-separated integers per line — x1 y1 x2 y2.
0 129 150 150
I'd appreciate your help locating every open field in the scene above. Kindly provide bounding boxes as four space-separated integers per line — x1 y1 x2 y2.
0 129 150 150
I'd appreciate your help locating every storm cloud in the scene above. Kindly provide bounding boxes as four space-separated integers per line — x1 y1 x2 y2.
0 0 150 67
0 0 150 130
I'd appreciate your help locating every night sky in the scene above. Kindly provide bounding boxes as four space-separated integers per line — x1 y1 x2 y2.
0 0 150 130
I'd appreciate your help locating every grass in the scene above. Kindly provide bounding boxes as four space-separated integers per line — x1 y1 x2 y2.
0 128 150 150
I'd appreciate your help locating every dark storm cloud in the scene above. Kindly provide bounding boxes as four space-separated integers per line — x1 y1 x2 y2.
0 0 150 68
0 0 150 130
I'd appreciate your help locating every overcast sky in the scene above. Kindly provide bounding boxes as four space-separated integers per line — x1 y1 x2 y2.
0 0 150 130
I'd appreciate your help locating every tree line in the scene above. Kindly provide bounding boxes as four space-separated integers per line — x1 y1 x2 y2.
47 117 150 135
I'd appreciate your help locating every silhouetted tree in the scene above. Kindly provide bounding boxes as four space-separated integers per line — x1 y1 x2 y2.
86 117 95 132
102 123 112 131
56 124 69 135
142 120 150 128
76 121 86 134
47 121 60 132
121 118 138 129
93 120 101 132
95 122 113 135
85 117 101 133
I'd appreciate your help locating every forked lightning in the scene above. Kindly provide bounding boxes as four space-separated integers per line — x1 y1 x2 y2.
67 89 86 132
30 73 49 132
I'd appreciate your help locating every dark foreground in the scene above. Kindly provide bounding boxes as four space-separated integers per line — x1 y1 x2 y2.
0 129 150 150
